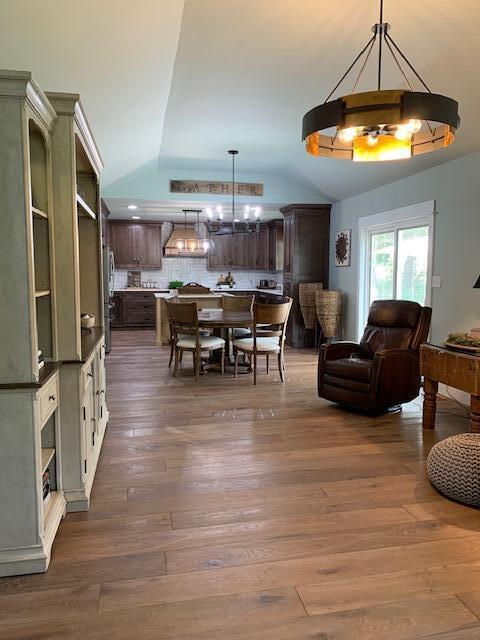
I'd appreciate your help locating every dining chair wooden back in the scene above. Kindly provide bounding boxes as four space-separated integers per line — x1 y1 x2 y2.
178 282 210 295
233 297 293 384
166 301 198 339
222 295 255 312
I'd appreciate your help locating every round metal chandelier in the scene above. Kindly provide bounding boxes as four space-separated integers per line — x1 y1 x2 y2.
206 150 261 235
302 0 460 162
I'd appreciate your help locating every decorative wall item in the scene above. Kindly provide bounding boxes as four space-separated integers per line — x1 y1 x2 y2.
335 229 351 267
170 179 263 196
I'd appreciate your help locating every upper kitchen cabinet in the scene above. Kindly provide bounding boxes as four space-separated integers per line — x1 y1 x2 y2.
207 222 283 271
109 222 163 269
136 223 163 268
253 224 269 270
109 223 138 268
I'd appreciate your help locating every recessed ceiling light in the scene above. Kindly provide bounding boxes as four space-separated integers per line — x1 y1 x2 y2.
131 215 141 220
127 204 138 210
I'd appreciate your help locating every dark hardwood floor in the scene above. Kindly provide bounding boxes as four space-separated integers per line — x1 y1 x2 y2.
1 330 480 639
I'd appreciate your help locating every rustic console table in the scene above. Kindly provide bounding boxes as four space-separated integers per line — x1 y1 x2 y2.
420 343 480 432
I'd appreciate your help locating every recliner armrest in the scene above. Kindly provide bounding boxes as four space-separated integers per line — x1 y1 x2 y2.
318 341 361 397
320 341 361 361
372 348 420 407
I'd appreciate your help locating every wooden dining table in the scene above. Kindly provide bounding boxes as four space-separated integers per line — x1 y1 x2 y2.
197 309 253 330
198 309 253 371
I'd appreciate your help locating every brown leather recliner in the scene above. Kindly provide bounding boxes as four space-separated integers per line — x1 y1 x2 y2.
318 300 432 413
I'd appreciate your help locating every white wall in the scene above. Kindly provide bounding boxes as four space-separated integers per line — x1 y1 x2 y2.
330 150 480 346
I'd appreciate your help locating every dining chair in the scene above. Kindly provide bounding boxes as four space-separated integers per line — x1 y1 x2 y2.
222 294 255 338
233 297 293 384
166 301 225 380
167 299 211 367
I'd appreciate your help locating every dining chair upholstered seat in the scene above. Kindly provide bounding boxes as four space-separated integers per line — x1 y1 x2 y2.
177 335 225 350
233 337 282 353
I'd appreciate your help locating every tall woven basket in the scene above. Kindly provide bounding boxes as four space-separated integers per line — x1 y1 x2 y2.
316 289 342 339
299 282 323 329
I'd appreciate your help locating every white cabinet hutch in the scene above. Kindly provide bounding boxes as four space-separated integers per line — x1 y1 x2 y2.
0 71 108 576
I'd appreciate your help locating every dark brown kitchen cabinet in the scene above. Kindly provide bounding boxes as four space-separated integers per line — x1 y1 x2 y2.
283 215 293 276
110 223 138 268
280 204 331 348
253 225 269 270
268 220 284 271
110 291 156 327
111 293 125 327
135 224 163 268
109 222 163 269
207 233 234 269
207 222 282 271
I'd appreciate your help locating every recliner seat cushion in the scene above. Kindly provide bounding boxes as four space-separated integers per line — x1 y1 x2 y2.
324 357 373 383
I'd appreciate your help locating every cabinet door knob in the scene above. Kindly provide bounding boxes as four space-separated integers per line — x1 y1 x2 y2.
49 394 56 401
87 372 93 378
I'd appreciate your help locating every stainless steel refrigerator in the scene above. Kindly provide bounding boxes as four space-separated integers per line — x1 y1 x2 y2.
103 247 115 353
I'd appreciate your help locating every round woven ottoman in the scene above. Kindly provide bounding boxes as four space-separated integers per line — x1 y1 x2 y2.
427 433 480 506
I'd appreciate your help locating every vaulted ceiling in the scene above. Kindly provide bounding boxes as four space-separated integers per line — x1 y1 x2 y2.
1 0 479 217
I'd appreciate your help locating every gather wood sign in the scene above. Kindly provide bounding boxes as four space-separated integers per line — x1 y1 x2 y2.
170 179 264 196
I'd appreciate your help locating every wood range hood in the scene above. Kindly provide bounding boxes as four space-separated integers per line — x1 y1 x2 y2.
163 223 209 257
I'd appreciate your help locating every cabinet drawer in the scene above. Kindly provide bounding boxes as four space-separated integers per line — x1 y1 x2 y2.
126 309 155 325
126 293 155 306
126 301 155 312
39 373 59 426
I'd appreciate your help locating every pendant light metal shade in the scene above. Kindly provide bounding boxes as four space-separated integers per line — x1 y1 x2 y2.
303 1 460 162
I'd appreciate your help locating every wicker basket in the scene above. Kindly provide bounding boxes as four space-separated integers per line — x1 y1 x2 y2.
315 289 342 338
299 282 323 329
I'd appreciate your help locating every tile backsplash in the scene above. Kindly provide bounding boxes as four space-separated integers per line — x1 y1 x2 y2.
114 257 282 290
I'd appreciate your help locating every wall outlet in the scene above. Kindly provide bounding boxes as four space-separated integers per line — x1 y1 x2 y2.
432 276 442 288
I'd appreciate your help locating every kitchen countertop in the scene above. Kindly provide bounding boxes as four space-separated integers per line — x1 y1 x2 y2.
115 288 170 293
154 293 234 300
212 288 283 294
116 287 283 294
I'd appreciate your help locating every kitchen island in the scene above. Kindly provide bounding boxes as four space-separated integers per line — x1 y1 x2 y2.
155 293 233 345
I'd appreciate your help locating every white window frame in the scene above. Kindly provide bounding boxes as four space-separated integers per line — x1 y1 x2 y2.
357 200 435 340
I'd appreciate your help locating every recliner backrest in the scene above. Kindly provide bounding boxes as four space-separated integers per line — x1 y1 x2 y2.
359 300 431 358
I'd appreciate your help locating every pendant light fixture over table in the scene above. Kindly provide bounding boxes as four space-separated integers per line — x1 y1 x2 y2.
206 150 261 235
167 209 212 256
302 0 460 162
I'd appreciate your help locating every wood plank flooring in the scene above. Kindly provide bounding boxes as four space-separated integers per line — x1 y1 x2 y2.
1 329 480 639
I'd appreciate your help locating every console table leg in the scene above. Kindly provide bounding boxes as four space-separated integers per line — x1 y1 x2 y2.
470 395 480 433
423 377 438 430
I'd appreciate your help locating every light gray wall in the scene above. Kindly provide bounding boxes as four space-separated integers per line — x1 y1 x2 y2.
330 151 480 344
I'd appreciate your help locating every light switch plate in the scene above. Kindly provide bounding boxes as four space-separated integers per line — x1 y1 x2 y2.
432 276 442 288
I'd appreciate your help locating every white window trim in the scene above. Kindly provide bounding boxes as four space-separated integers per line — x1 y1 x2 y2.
357 200 436 340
